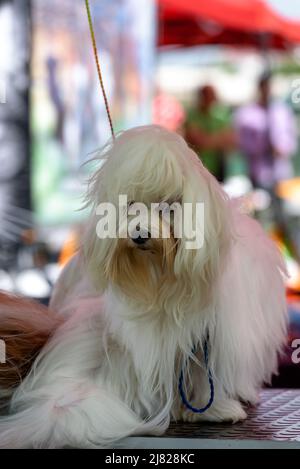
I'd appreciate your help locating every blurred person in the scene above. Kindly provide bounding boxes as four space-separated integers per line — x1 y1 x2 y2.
234 72 297 189
235 73 300 270
185 85 236 182
46 56 65 144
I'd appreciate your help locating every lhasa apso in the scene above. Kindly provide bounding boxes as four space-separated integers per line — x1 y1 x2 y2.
0 126 287 448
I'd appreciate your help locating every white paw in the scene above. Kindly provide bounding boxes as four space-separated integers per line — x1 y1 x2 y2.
181 398 247 424
181 410 205 423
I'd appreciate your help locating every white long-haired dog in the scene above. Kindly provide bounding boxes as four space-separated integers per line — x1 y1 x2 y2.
0 125 287 448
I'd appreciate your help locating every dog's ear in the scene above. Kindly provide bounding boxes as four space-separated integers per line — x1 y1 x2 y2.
82 221 104 292
81 149 120 292
174 162 233 310
82 213 120 292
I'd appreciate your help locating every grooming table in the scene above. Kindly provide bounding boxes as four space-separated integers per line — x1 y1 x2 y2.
126 389 300 448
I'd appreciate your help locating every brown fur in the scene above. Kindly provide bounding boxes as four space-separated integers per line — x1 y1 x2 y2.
109 235 177 313
0 292 61 394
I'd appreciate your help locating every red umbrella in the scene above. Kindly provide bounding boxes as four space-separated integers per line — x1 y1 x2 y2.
158 0 300 48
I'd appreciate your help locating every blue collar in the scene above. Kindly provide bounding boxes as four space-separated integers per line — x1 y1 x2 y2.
178 339 215 413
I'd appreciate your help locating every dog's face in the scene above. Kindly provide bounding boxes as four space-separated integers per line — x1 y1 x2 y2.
84 126 232 320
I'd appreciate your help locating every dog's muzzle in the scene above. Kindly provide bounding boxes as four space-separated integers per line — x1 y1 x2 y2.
131 231 151 245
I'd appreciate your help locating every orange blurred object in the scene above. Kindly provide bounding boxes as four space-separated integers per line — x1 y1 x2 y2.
59 231 79 266
276 178 300 203
153 93 185 131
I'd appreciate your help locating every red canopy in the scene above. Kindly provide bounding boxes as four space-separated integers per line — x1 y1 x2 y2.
158 0 300 48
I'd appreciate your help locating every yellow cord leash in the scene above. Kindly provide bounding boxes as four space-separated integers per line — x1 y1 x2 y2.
85 0 115 140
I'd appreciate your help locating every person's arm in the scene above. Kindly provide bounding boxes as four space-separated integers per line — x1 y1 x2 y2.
186 124 236 151
270 103 298 159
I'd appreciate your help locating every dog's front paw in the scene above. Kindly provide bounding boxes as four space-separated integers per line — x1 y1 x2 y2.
206 398 247 423
181 410 206 423
181 398 247 424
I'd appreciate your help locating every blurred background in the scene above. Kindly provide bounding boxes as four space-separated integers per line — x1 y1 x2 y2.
0 0 300 385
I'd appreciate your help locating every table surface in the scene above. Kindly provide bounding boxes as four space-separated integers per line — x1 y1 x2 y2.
165 389 300 441
125 389 300 448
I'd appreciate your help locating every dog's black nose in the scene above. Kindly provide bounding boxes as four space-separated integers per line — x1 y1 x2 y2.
132 233 151 245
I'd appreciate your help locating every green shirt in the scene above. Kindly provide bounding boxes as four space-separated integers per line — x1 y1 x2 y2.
186 104 232 177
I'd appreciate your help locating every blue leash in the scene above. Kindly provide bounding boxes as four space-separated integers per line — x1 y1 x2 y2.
178 340 214 413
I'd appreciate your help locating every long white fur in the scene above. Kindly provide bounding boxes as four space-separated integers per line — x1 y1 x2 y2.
0 125 287 447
